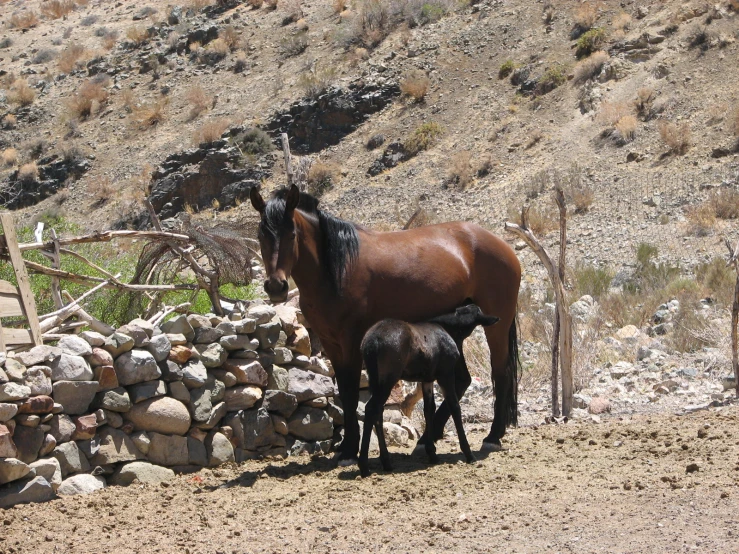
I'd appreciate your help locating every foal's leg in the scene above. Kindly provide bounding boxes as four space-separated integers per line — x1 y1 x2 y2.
437 373 476 464
428 355 472 443
421 383 439 464
360 392 383 478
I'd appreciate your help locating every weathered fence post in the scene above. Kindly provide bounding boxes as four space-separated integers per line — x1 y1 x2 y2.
505 189 574 416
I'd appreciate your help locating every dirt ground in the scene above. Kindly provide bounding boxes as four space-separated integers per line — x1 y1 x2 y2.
2 404 738 554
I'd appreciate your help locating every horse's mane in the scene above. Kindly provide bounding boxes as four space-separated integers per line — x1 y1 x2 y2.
262 187 359 295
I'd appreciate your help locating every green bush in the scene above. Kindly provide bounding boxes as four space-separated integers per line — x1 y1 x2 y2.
419 3 446 25
233 128 274 156
535 64 567 96
404 121 444 156
576 28 607 59
498 59 516 79
572 262 614 299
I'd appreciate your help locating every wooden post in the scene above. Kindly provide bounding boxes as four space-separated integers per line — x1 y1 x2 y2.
0 214 42 346
724 237 739 396
48 229 64 310
505 201 574 416
281 133 294 187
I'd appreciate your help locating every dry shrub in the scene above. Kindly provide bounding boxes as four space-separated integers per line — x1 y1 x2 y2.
264 0 277 9
351 0 393 49
41 0 76 19
9 11 40 29
233 50 248 72
525 130 544 149
247 0 264 7
185 86 214 119
58 43 87 73
66 79 109 119
400 70 430 102
448 151 473 189
7 79 36 107
192 118 231 145
100 29 119 50
220 25 241 51
188 0 215 9
614 114 637 142
658 120 691 155
574 1 598 30
633 87 655 121
2 114 17 129
306 161 341 197
18 162 39 183
298 65 337 98
573 50 608 83
2 148 18 167
570 185 594 213
89 176 115 208
126 25 150 46
597 100 630 125
281 0 304 23
334 0 347 13
685 203 716 236
202 37 230 64
131 98 168 129
404 121 444 156
709 188 739 219
507 205 558 236
612 11 631 31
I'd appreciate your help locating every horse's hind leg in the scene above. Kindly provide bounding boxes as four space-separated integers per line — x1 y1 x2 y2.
438 373 476 464
421 383 439 464
481 321 518 451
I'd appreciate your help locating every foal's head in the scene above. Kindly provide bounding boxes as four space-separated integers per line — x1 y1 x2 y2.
250 184 315 302
430 304 500 342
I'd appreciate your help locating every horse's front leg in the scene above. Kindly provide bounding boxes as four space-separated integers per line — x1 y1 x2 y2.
332 354 363 467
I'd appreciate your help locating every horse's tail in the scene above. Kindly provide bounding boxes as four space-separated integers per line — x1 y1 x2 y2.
503 317 519 427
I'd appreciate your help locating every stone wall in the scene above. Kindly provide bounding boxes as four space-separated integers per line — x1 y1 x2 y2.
0 302 357 508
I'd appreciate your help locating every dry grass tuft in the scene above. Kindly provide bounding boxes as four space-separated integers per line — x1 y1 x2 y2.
201 37 230 64
131 98 168 129
598 101 630 125
333 0 347 13
297 65 337 98
41 0 76 19
685 203 716 236
448 151 473 189
18 162 39 183
126 25 150 46
633 87 656 121
66 79 109 120
2 148 18 167
220 25 241 51
614 115 637 142
89 176 115 208
58 43 87 73
507 205 559 236
188 0 215 9
612 11 631 31
574 1 598 30
658 120 691 155
404 121 444 156
9 11 40 29
306 161 341 197
2 114 17 129
400 70 430 102
573 50 608 83
709 188 739 220
192 118 231 146
247 0 264 7
185 86 214 120
7 79 36 107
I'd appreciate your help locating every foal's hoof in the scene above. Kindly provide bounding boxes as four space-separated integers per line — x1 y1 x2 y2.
480 441 503 453
428 454 440 465
465 453 477 464
412 443 428 457
333 452 359 467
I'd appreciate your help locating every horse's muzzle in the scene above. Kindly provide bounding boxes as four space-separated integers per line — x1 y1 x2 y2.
264 278 289 302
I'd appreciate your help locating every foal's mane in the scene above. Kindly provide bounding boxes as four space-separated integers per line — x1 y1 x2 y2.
261 187 360 295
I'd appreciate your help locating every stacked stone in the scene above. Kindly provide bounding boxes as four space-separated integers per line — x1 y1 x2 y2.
0 301 339 508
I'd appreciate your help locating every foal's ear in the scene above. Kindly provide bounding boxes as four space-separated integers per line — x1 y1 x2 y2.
285 184 300 213
250 186 266 214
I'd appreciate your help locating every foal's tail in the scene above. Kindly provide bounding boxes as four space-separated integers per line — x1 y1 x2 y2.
500 318 519 427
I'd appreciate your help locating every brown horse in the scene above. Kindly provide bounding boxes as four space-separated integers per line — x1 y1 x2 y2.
250 184 521 465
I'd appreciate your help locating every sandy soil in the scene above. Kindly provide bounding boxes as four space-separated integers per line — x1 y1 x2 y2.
2 404 738 554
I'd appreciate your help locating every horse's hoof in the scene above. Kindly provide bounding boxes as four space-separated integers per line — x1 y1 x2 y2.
480 441 502 452
428 454 440 465
465 454 477 464
337 457 359 468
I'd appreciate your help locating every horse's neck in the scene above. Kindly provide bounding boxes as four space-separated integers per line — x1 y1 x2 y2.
291 211 331 302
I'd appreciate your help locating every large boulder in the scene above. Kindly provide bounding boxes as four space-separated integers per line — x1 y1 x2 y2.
287 406 333 441
115 350 161 386
224 386 262 411
287 368 336 402
0 458 31 485
29 458 62 491
52 381 98 414
89 427 144 466
52 441 90 476
222 359 268 386
50 354 93 382
124 397 191 435
146 432 189 466
0 476 55 509
57 474 106 496
110 461 175 486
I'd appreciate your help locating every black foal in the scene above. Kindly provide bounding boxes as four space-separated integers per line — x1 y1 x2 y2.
359 304 499 477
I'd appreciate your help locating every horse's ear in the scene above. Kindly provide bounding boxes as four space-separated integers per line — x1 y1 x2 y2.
250 186 266 214
285 184 300 213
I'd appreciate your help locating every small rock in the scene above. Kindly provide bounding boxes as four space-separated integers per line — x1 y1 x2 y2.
0 458 30 485
111 461 174 486
588 397 611 414
115 350 161 386
145 334 171 362
14 346 61 367
49 414 75 443
246 305 276 324
0 382 31 401
262 390 298 418
130 431 150 455
125 397 191 435
128 380 167 404
287 367 336 402
182 360 207 389
103 332 135 357
168 345 193 364
16 395 54 414
222 359 268 386
224 385 262 411
686 463 700 473
93 365 118 390
194 343 227 368
0 402 19 422
93 388 132 412
89 428 144 466
287 406 333 441
72 414 97 441
29 458 62 491
168 380 190 404
52 381 98 415
0 476 55 509
57 474 106 496
80 331 106 346
146 432 189 466
57 335 93 357
52 441 90 476
208 432 235 466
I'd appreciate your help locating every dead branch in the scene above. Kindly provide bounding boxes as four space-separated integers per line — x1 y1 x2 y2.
61 291 115 335
149 302 191 327
14 230 191 253
725 237 739 396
